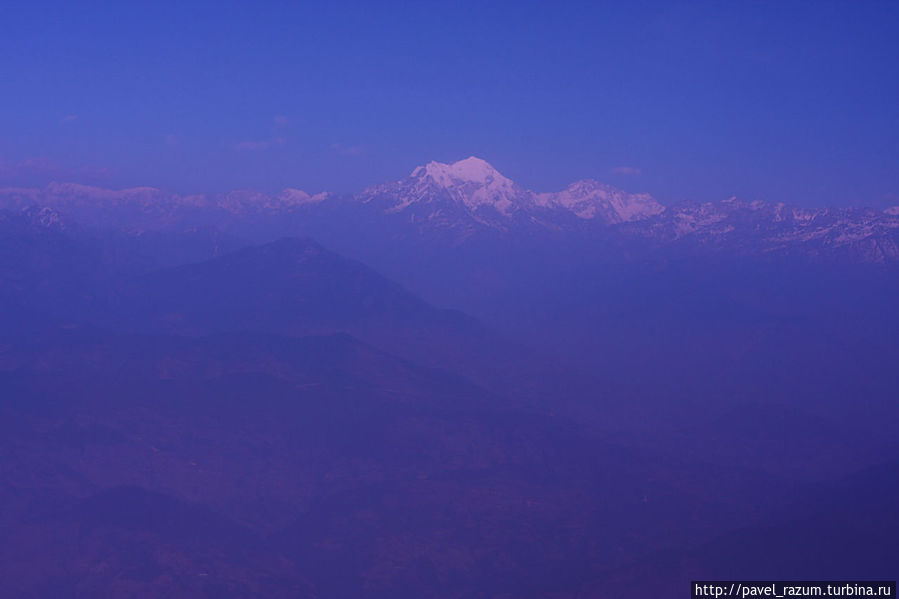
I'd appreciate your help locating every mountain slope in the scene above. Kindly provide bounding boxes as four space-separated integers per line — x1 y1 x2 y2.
57 237 563 400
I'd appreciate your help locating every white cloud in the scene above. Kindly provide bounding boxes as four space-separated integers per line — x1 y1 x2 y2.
612 166 641 176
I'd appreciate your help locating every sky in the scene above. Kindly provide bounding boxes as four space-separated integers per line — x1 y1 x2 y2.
0 0 897 207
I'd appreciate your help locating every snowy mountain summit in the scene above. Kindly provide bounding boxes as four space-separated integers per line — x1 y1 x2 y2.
410 157 526 215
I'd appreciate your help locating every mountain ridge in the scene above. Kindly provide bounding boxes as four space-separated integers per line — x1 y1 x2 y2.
2 156 898 262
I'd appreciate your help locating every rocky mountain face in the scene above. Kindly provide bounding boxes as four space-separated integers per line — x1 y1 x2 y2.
621 197 899 263
1 157 898 262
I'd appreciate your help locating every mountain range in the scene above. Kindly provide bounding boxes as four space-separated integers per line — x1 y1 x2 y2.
1 164 897 597
2 156 897 262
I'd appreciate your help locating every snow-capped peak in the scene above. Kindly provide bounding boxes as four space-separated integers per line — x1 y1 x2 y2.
403 157 527 216
536 179 664 223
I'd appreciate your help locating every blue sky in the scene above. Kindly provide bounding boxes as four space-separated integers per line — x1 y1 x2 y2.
1 1 897 206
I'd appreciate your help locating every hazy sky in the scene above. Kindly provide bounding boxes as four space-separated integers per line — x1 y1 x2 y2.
1 1 897 206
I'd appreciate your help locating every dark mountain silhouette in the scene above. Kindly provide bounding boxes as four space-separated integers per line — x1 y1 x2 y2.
90 236 575 401
0 367 788 599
